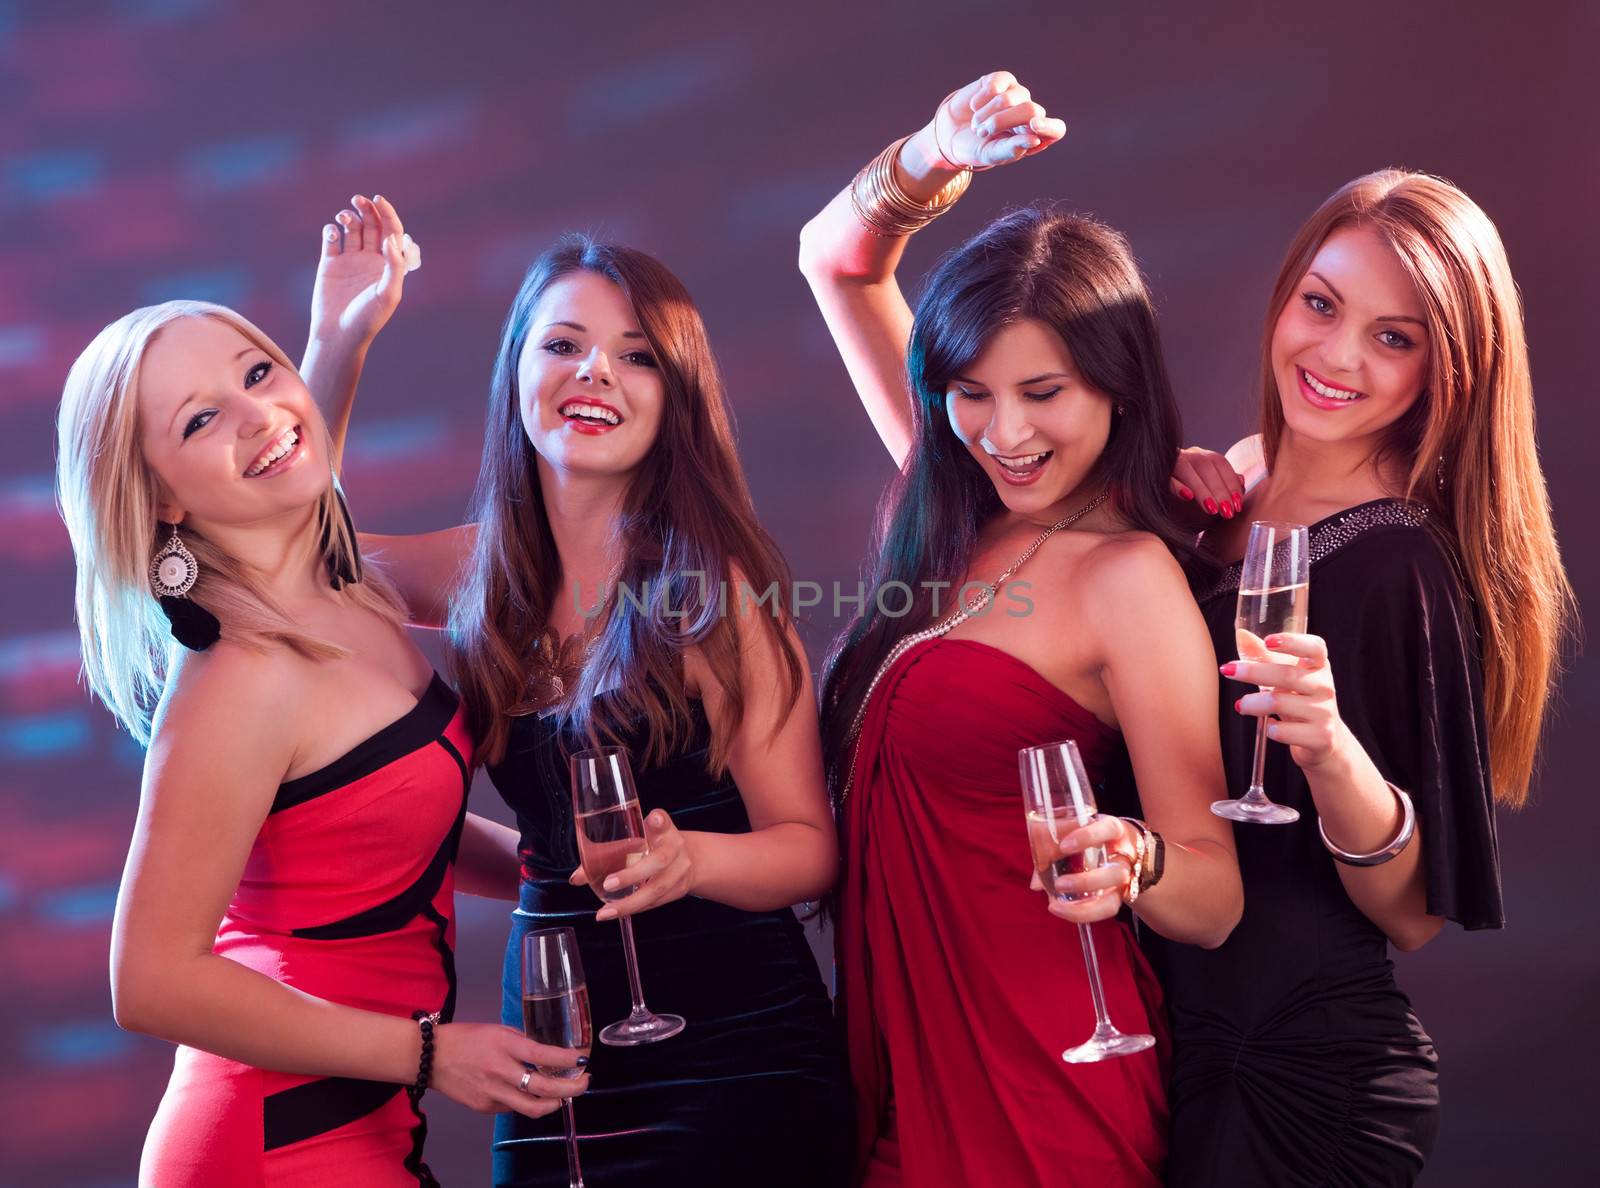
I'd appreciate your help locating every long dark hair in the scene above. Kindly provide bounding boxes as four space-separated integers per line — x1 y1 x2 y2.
820 207 1186 788
448 235 803 768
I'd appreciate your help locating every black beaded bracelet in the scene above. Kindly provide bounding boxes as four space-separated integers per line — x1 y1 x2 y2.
410 1010 442 1098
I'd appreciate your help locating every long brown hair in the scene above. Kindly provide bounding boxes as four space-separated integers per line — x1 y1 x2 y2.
448 236 803 768
821 208 1188 788
1259 170 1576 806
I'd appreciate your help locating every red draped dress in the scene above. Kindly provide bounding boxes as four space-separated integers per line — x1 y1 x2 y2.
839 639 1167 1187
139 674 472 1187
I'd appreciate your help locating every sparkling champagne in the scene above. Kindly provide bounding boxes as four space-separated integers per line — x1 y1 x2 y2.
1235 582 1309 669
522 987 593 1079
575 802 648 901
1026 809 1103 903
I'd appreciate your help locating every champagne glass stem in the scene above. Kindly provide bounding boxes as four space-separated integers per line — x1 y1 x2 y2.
561 1098 584 1188
1245 713 1271 802
617 916 650 1020
1077 923 1115 1031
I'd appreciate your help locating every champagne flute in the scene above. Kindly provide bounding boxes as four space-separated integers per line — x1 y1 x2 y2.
521 927 591 1188
570 746 687 1046
1211 520 1309 824
1020 739 1157 1064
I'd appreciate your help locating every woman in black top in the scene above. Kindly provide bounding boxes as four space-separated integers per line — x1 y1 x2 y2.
1160 169 1574 1185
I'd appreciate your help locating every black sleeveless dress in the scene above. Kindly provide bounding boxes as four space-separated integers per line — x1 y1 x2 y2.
1143 500 1504 1187
486 697 852 1187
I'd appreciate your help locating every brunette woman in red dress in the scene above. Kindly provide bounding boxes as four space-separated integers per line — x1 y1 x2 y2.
55 200 586 1186
803 76 1244 1186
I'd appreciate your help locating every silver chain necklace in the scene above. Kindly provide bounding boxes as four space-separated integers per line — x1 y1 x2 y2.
837 488 1109 805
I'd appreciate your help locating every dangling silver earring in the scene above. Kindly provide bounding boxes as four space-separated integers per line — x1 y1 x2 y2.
149 523 221 651
150 523 199 597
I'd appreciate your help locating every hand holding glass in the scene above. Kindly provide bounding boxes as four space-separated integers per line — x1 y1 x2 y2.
521 927 590 1188
571 746 686 1046
1212 521 1309 825
1020 739 1156 1064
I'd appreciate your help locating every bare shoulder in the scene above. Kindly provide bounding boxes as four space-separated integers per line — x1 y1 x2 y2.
1057 528 1186 590
150 643 306 778
1071 530 1194 624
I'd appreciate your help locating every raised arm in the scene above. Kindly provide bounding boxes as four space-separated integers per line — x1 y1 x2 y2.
111 650 580 1119
797 71 1065 467
300 194 411 469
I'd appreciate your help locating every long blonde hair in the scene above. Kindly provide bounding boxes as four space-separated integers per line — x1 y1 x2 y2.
1259 170 1576 807
56 300 404 744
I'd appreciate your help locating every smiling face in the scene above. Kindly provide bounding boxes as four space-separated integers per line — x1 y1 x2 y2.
517 271 665 479
1270 226 1431 453
944 318 1115 517
136 316 326 532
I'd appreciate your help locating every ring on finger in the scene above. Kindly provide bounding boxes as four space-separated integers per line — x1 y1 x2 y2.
518 1068 533 1094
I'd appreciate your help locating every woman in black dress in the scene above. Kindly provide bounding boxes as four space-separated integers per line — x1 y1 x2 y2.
1159 170 1575 1185
313 228 852 1185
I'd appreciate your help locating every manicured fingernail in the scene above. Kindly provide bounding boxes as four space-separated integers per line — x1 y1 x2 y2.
575 1056 590 1067
1234 698 1242 712
1204 498 1218 514
1220 662 1237 676
1177 485 1193 500
373 193 384 202
1264 636 1280 648
1220 503 1234 519
325 227 337 242
602 876 618 890
1233 492 1244 512
1266 723 1279 740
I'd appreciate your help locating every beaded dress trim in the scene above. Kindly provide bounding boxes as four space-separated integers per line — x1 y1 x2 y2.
1193 499 1431 606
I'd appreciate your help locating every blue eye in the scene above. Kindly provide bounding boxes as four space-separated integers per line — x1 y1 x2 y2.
244 360 271 388
1377 329 1415 350
182 410 217 439
1301 292 1334 316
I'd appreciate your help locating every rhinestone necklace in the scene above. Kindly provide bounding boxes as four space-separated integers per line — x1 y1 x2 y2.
837 488 1109 805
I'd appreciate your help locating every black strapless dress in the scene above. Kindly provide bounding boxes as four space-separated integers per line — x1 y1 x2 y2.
486 697 852 1187
1143 500 1504 1187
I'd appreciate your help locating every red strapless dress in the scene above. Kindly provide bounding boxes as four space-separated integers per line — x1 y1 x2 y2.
139 674 472 1187
839 639 1168 1187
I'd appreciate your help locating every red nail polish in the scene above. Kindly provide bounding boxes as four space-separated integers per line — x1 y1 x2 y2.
1220 503 1233 519
1234 698 1242 712
1233 492 1244 512
1220 662 1237 676
1178 485 1193 500
1204 498 1218 514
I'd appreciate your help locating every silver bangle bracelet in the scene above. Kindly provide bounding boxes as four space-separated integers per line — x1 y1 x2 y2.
1318 781 1416 867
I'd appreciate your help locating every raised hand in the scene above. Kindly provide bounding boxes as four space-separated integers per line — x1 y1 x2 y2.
308 194 412 352
930 71 1067 172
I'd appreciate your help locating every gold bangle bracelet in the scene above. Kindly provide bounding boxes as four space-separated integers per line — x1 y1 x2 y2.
849 135 973 238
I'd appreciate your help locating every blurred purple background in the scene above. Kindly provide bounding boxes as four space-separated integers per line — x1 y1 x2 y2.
1 1 1593 1183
